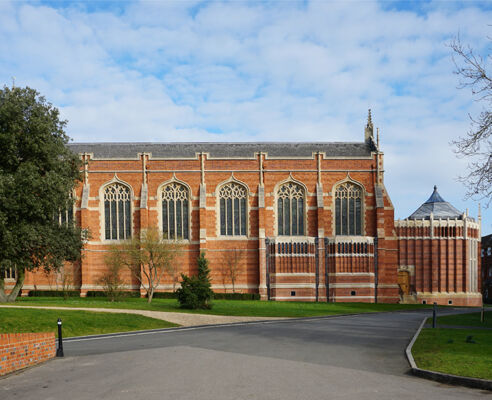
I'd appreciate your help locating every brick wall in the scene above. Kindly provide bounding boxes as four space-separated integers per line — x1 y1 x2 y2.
0 332 56 376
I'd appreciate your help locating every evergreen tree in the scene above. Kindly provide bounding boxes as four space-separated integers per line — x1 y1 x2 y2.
0 86 83 302
177 252 214 309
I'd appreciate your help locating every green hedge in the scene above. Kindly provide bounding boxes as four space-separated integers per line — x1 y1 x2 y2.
149 292 259 300
149 292 178 299
28 290 80 297
85 291 141 298
213 293 260 300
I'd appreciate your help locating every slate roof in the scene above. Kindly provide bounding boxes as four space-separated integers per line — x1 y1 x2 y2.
482 233 492 249
67 142 375 159
408 186 463 220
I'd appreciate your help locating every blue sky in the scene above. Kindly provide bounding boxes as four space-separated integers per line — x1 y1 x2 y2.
1 0 491 233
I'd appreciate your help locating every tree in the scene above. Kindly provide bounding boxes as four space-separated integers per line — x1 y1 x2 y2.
56 262 80 300
100 249 125 302
176 252 214 309
112 227 180 303
221 248 245 294
169 254 181 293
0 86 83 302
450 36 492 204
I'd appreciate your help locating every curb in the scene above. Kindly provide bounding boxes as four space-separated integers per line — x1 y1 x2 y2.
406 317 492 391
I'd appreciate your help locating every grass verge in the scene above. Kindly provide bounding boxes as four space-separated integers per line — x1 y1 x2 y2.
0 308 178 338
1 297 431 317
412 327 492 380
436 311 492 328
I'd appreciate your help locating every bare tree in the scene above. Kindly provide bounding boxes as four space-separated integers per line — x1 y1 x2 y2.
169 257 181 293
41 262 79 298
113 227 181 303
450 35 492 204
221 249 245 294
100 251 125 302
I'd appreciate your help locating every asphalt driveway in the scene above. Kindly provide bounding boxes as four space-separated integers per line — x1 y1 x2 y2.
1 310 488 399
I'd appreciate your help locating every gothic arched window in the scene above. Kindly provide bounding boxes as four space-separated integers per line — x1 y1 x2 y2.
335 182 363 236
104 183 131 240
219 182 247 236
56 193 74 226
161 182 189 240
277 182 305 236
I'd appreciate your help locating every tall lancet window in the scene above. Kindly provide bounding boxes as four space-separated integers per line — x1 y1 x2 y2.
162 183 189 240
104 183 131 240
335 182 363 236
57 193 74 226
219 182 247 236
277 182 305 236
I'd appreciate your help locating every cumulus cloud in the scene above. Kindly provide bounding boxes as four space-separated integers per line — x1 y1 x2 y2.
0 0 491 231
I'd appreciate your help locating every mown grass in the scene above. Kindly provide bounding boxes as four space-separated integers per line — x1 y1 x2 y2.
1 296 432 317
0 308 178 338
412 328 492 380
436 311 492 328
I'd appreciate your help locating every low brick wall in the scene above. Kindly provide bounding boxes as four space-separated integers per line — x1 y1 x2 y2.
0 332 56 376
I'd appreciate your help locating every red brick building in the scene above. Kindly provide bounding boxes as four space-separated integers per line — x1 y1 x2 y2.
396 187 482 306
481 234 492 303
10 113 482 305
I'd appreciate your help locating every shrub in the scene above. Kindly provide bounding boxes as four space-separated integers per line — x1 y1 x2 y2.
149 292 177 299
213 293 260 300
85 291 140 298
28 290 79 297
176 252 214 309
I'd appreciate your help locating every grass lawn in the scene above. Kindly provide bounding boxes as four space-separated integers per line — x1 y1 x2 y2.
0 296 432 317
436 311 492 328
0 308 178 338
412 327 492 380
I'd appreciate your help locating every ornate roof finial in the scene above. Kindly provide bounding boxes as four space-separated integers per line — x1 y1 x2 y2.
434 185 437 191
364 109 374 142
376 127 380 149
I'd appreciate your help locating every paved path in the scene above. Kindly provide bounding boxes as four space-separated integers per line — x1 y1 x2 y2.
1 310 489 399
0 305 285 326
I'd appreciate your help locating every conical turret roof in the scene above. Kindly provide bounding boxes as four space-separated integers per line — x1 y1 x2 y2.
407 186 463 220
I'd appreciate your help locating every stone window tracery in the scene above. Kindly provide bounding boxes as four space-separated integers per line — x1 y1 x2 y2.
104 183 131 240
1 266 16 280
57 193 74 227
277 182 305 236
335 182 363 236
219 182 247 236
161 183 189 240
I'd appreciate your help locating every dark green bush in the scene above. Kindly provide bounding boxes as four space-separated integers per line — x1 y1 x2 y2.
213 293 260 300
149 292 178 299
85 291 140 298
28 290 80 297
177 252 214 309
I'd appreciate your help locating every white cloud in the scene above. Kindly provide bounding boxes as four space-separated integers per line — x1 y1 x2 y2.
0 0 491 232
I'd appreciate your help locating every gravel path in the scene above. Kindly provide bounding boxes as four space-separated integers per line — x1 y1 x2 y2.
0 305 286 327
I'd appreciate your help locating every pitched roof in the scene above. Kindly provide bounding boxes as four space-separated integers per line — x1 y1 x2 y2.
407 186 463 220
67 142 376 159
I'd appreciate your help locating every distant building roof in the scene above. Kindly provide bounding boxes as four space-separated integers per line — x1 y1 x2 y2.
67 142 376 159
407 186 464 220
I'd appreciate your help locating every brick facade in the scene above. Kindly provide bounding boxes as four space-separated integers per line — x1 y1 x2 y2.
10 116 481 306
0 333 56 376
482 234 492 303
